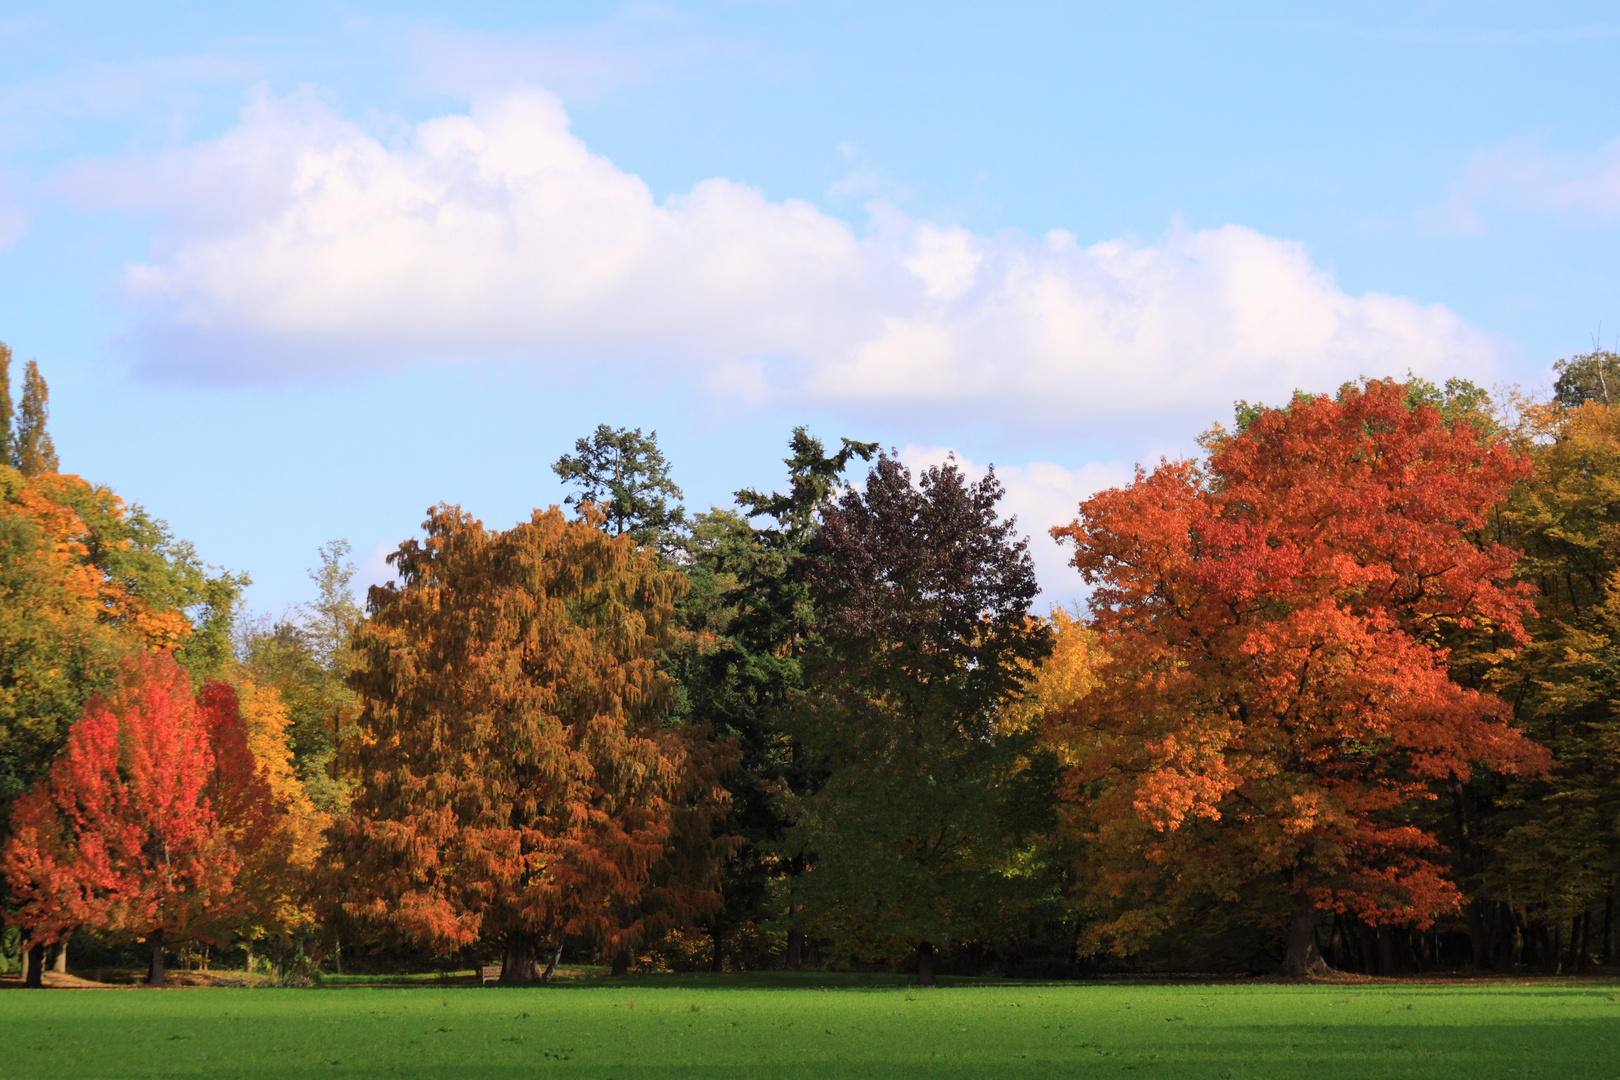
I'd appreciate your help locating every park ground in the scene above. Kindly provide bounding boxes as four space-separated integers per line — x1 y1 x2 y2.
2 970 1618 1078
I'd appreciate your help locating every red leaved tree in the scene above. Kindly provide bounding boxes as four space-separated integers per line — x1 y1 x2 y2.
2 653 239 985
1049 379 1551 975
195 682 289 951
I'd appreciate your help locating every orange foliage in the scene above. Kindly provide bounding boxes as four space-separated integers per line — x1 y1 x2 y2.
197 681 327 941
235 678 327 871
334 505 725 962
1050 380 1550 948
8 471 191 650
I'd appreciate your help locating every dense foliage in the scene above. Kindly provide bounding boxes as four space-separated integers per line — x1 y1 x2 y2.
12 343 1620 985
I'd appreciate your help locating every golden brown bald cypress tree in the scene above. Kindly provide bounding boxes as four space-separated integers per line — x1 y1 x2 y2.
334 505 725 979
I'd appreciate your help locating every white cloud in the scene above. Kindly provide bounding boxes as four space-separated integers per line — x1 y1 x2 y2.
62 86 1502 422
1426 138 1620 233
897 445 1133 601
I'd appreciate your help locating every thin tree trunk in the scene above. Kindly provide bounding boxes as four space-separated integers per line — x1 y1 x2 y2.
148 929 166 987
334 935 342 976
785 902 804 972
1356 919 1379 975
1449 782 1489 968
1545 924 1561 976
916 942 937 987
610 949 631 977
1278 891 1330 977
540 941 564 983
1378 926 1398 976
501 932 540 983
23 941 44 988
1604 884 1616 966
710 925 724 973
52 940 67 974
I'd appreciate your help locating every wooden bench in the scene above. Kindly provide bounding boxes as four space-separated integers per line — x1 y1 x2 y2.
478 964 501 986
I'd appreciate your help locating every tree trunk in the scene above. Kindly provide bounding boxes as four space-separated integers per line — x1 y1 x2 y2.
610 949 631 977
916 942 937 987
1463 900 1488 968
148 929 166 987
1278 892 1330 977
52 940 67 974
334 935 342 976
710 924 724 973
501 932 540 983
1377 925 1399 975
1356 919 1379 974
785 928 804 972
1482 902 1501 972
1604 884 1615 965
540 941 564 983
24 941 45 988
1449 782 1489 968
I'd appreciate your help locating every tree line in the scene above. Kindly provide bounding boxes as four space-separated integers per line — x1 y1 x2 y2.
5 347 1620 986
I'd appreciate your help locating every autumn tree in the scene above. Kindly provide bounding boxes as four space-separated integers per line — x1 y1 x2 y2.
334 504 724 980
1051 378 1549 976
553 425 686 548
1481 394 1620 970
237 541 361 814
789 454 1055 985
0 468 235 815
195 679 325 972
2 653 239 986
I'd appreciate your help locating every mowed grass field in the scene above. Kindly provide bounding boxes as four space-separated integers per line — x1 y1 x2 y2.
3 973 1618 1079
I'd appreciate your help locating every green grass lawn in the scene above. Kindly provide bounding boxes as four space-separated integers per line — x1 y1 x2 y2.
4 973 1618 1078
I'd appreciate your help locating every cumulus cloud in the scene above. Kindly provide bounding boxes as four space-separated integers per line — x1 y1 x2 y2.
59 87 1501 421
1426 138 1620 233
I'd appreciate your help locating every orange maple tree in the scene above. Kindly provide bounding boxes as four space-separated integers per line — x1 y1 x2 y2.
1050 379 1551 974
334 505 726 980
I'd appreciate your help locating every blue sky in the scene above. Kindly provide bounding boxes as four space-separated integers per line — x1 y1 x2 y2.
3 2 1618 612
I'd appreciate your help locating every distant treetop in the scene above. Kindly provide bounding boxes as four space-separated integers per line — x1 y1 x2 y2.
1552 349 1620 408
0 344 59 477
552 424 686 547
